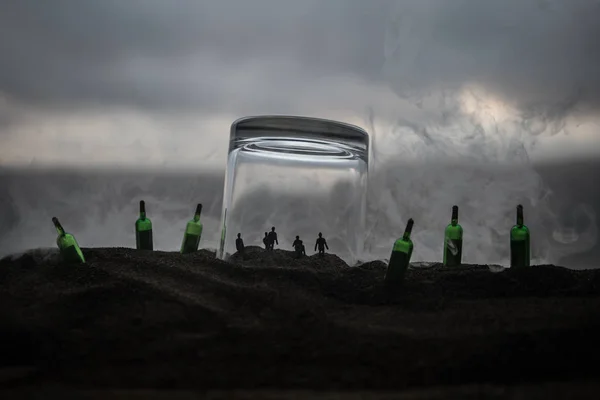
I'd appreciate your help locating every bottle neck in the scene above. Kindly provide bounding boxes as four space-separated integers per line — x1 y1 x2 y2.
139 201 146 219
52 218 65 235
193 213 200 222
451 206 458 226
516 206 524 226
403 219 414 240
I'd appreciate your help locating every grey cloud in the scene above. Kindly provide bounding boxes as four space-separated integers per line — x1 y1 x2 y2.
384 0 600 108
0 0 389 112
0 0 599 114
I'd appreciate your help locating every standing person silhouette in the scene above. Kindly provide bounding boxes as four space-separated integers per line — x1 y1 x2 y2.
315 232 329 256
267 227 278 251
262 232 269 250
236 233 245 254
293 235 306 258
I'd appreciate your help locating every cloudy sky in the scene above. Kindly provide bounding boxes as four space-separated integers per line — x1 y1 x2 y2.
1 0 599 169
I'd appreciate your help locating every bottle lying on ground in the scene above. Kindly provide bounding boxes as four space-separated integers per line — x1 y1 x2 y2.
181 203 203 254
52 217 85 264
443 205 463 267
135 200 153 251
510 204 530 268
385 218 414 285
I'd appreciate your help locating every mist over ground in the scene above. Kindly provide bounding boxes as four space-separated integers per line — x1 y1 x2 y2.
1 158 597 268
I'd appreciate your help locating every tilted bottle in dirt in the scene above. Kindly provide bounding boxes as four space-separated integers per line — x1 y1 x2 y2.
181 203 203 254
135 200 153 251
443 205 463 267
510 204 530 268
52 217 85 264
385 218 414 285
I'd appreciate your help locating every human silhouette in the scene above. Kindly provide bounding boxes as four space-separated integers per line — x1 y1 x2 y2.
315 232 329 256
236 233 245 254
263 232 269 250
292 235 306 258
267 226 278 250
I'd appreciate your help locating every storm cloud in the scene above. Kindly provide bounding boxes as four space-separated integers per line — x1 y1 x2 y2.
384 0 600 108
1 0 599 114
0 0 389 113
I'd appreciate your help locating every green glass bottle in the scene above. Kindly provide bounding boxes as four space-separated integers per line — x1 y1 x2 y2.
510 204 530 267
135 200 153 251
443 205 463 267
181 203 204 254
385 218 414 285
52 217 85 264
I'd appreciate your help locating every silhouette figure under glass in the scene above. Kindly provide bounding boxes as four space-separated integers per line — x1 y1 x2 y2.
267 227 278 250
293 235 306 258
236 233 245 254
263 232 269 250
315 232 329 256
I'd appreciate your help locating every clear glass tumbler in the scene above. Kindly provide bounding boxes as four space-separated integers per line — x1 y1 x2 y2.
218 115 369 265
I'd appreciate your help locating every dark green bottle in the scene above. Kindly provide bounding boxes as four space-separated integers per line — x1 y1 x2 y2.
510 204 530 267
181 203 203 254
443 205 463 267
135 200 153 251
52 217 85 264
385 218 414 285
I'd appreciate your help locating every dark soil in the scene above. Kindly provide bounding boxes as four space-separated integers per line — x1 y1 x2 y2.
1 245 600 398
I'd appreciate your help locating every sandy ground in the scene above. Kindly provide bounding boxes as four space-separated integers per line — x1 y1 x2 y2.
1 246 600 398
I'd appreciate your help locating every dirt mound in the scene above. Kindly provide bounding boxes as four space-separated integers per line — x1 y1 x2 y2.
229 245 349 271
1 247 600 394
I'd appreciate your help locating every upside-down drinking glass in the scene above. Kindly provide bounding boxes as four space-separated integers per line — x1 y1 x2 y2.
218 115 369 265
